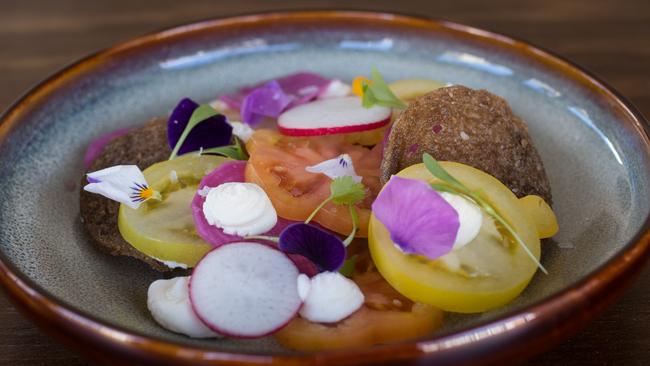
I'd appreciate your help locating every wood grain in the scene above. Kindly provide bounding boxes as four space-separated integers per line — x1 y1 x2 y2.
1 0 649 365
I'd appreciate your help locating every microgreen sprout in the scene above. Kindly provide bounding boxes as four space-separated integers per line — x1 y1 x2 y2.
201 137 249 161
359 67 406 109
422 153 548 274
305 176 366 247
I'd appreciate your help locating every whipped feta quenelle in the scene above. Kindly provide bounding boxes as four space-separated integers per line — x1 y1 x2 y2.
297 272 364 323
439 192 483 250
147 277 221 338
202 182 277 236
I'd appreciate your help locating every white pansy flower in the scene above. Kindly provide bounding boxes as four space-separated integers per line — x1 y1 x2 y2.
84 165 160 209
305 154 362 183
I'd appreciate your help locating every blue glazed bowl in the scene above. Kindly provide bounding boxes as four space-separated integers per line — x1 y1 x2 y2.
0 11 649 365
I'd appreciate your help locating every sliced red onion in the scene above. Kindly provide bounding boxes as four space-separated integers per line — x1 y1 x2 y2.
371 176 460 260
83 127 132 169
240 81 292 126
219 72 332 112
279 223 346 272
167 98 233 155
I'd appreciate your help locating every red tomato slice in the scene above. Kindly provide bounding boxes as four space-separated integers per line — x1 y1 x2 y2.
245 129 382 237
274 270 443 351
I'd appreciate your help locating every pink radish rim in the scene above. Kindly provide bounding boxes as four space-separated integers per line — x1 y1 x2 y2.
278 117 390 136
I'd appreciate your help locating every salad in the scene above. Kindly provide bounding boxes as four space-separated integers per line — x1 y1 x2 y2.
80 69 558 350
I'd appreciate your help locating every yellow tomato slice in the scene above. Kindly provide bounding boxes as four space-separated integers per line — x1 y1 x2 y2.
518 195 559 239
388 79 444 102
118 154 227 267
368 162 542 313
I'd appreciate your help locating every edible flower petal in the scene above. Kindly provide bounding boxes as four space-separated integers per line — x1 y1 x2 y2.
305 154 362 183
279 223 346 272
352 76 371 97
278 72 331 107
219 72 331 110
240 81 292 126
84 165 160 209
83 127 132 169
371 176 459 260
167 98 233 157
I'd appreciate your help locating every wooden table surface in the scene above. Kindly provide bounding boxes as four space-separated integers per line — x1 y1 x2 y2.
1 0 649 365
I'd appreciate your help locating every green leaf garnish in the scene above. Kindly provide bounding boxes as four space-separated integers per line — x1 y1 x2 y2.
361 67 406 109
423 153 548 275
201 137 249 160
429 182 460 194
423 153 462 187
304 176 366 245
330 176 366 205
169 104 220 160
338 254 358 277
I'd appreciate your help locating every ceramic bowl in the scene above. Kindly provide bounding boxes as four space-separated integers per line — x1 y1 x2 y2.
0 11 649 366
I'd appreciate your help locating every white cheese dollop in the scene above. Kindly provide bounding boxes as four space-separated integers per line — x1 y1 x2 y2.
229 121 254 142
439 192 483 250
317 80 352 99
147 277 220 338
202 182 277 236
297 272 364 323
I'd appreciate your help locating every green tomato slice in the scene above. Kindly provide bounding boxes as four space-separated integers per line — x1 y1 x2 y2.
118 154 228 267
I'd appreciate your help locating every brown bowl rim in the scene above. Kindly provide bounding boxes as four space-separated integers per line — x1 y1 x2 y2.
1 10 650 366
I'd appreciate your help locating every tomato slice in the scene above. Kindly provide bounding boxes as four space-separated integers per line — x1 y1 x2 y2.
369 162 543 313
274 270 443 351
245 129 382 237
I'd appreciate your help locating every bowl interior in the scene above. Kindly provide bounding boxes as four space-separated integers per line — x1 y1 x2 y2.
1 16 649 354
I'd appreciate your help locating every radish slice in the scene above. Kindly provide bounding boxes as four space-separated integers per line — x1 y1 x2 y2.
278 97 391 136
189 242 302 338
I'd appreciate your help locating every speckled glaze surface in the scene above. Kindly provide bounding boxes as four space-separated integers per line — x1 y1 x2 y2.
0 11 649 366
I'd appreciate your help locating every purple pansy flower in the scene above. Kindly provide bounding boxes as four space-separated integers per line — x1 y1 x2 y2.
279 223 346 272
240 81 292 126
167 98 233 155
